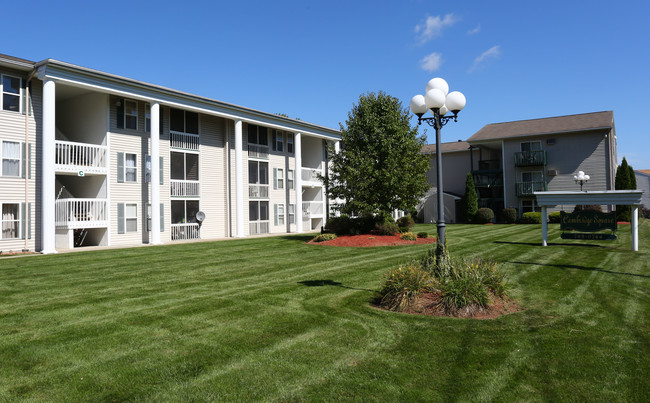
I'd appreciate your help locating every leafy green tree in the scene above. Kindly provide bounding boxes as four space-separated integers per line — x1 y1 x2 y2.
615 157 636 221
460 172 478 223
323 91 430 216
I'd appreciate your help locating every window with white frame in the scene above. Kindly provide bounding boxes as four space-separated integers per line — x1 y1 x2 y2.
288 204 295 224
248 161 269 185
273 130 284 152
287 133 294 153
171 200 199 224
287 169 294 189
521 141 542 152
276 168 284 189
277 203 285 225
248 124 268 146
124 100 138 130
1 203 19 239
145 104 151 132
171 151 199 181
125 203 137 232
2 141 20 177
2 75 21 112
170 108 199 134
125 153 137 182
249 201 269 222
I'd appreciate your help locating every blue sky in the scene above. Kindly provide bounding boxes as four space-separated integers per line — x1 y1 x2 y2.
4 0 649 168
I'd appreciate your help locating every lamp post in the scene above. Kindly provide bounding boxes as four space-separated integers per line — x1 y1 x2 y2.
573 171 590 191
409 78 466 252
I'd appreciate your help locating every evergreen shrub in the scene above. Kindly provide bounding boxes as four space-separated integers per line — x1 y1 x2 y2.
474 208 494 224
501 208 518 224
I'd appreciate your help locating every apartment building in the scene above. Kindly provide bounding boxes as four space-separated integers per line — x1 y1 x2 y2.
421 111 618 222
0 54 340 253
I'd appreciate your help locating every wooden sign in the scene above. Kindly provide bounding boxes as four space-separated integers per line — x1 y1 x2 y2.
560 211 617 232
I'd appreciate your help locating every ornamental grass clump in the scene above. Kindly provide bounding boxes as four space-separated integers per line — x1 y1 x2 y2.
378 263 435 311
312 233 337 242
400 232 417 241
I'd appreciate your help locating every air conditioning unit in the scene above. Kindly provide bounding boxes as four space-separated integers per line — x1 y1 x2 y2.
546 138 556 145
547 169 558 176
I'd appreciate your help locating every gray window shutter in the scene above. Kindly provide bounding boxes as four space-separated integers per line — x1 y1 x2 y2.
28 203 31 239
117 203 125 234
28 144 32 179
272 131 277 151
117 98 125 129
273 168 277 190
21 142 26 179
117 152 124 183
20 202 26 239
160 157 164 185
274 204 278 226
160 203 165 232
21 79 26 115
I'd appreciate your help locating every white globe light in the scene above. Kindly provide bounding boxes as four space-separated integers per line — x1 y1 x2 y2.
425 88 446 110
446 91 466 113
578 171 584 176
409 94 428 117
426 78 449 96
574 175 578 180
585 175 590 180
438 105 448 116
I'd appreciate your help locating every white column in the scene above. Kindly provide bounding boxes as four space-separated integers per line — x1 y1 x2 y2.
295 133 303 233
541 206 548 247
41 78 57 254
632 206 638 252
150 102 161 244
234 120 244 237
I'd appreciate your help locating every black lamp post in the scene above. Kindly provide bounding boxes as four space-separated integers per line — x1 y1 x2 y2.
409 78 466 253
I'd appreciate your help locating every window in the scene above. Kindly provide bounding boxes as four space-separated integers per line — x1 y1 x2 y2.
287 170 294 189
522 171 543 183
145 104 151 132
248 161 269 185
277 204 285 226
1 203 19 239
276 168 284 189
171 152 199 181
288 204 295 224
287 133 294 153
521 141 541 152
2 75 21 112
2 141 20 177
249 201 269 222
273 130 284 152
248 124 268 145
171 200 199 224
125 203 137 232
125 153 137 182
521 199 540 213
170 108 199 134
124 100 138 130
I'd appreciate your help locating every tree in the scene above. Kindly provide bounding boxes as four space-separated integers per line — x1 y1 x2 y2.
615 157 636 221
460 172 478 223
323 91 430 217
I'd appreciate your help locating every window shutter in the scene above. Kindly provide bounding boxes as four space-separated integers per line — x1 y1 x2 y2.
160 157 164 185
145 154 151 183
28 203 31 239
21 79 26 115
117 98 125 129
28 144 32 179
117 203 125 234
20 202 26 239
117 152 124 183
21 142 26 179
273 168 277 190
272 131 277 151
160 203 164 232
274 204 278 226
159 107 164 135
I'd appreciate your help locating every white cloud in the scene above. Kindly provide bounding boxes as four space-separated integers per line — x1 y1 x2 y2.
420 52 443 72
467 24 481 35
414 14 459 43
469 45 501 72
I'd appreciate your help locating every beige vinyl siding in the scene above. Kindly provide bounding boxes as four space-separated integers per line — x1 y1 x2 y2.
268 144 296 233
198 114 227 238
0 72 39 251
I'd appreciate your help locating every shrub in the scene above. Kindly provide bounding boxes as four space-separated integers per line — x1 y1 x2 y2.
374 213 399 235
549 211 561 223
460 173 478 223
417 232 429 239
377 263 435 311
519 212 542 224
438 277 489 314
324 215 352 235
400 232 417 241
501 208 518 224
397 215 415 230
312 233 337 242
398 226 410 233
474 208 494 224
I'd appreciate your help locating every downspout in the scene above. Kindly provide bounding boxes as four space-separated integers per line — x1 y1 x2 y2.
24 69 37 252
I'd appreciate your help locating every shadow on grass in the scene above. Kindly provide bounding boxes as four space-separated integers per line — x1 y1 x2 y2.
506 261 650 279
297 279 374 292
277 234 318 243
494 240 613 249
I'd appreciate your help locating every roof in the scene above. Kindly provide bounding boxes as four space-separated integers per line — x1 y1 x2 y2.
467 111 614 143
636 169 650 176
0 53 35 71
421 141 470 154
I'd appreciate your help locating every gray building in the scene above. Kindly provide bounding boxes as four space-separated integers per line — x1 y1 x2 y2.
421 111 618 221
635 170 650 209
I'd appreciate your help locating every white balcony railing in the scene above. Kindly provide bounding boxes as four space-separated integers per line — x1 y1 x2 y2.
302 201 324 218
171 223 200 240
301 167 323 184
248 144 269 159
249 221 269 235
171 180 200 197
55 140 107 175
170 131 200 151
55 198 108 229
249 185 269 199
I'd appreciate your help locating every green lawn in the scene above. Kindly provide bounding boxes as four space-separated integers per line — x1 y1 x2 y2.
1 221 649 401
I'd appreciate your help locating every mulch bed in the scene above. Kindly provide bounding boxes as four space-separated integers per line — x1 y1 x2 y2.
309 234 436 247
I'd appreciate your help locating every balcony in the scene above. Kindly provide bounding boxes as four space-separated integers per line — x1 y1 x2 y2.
55 198 108 229
55 140 107 175
249 184 269 199
171 223 200 240
301 167 323 186
248 144 269 159
249 221 269 235
516 181 547 197
302 201 324 218
514 150 546 167
171 180 200 197
170 131 199 151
